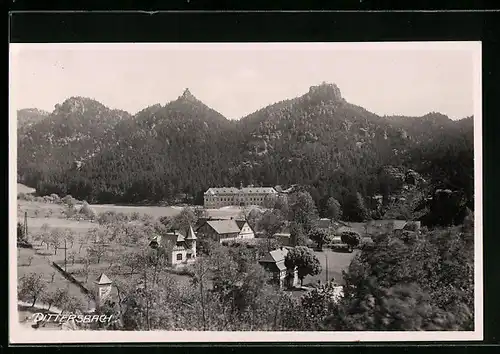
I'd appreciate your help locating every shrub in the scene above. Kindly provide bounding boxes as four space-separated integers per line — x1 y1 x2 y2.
79 201 97 220
340 231 361 251
403 221 420 232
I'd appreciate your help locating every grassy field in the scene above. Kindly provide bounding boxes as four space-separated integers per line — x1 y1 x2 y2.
17 183 36 194
89 203 249 220
17 246 95 310
304 249 358 287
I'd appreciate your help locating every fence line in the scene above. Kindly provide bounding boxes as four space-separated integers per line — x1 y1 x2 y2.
51 262 93 298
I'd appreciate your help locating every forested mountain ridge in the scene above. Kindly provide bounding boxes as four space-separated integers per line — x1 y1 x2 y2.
17 97 132 187
17 108 50 130
17 83 474 223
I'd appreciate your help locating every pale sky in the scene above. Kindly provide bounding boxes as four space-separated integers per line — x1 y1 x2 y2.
10 43 480 120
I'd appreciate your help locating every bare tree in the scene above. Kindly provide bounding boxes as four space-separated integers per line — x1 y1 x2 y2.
68 251 77 266
18 273 46 307
87 241 107 264
192 257 211 331
82 258 91 283
49 229 63 255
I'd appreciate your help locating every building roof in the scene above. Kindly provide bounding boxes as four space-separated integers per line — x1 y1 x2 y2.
165 231 185 243
260 248 289 264
235 220 246 230
204 187 277 195
366 219 408 230
317 218 331 229
94 273 112 285
206 219 241 235
274 233 291 238
185 225 197 240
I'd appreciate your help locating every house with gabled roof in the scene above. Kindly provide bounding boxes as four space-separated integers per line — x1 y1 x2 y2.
195 218 255 243
149 225 197 267
196 219 242 243
259 247 299 289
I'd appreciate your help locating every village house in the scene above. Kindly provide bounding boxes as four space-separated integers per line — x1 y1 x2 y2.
259 247 299 289
196 219 241 243
203 184 278 208
235 219 255 239
273 232 292 246
149 225 197 267
196 218 255 243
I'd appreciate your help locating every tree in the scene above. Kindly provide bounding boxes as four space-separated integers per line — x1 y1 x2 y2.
340 231 361 252
61 195 75 208
81 258 91 283
290 222 308 247
245 208 262 230
18 272 46 307
25 255 34 266
17 222 27 243
87 241 107 264
194 207 209 220
326 197 342 221
49 228 63 255
123 249 146 275
326 226 474 331
172 207 197 231
342 192 369 222
308 228 331 250
79 201 97 220
288 191 318 233
62 228 76 248
284 246 321 287
37 223 51 248
41 287 70 312
274 195 290 216
300 281 342 330
257 209 286 250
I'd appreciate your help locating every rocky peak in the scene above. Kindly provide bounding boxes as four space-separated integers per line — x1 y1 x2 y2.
54 96 100 115
179 88 198 102
305 82 343 103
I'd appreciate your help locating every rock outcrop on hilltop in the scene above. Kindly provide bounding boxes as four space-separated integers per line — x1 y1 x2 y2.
17 83 474 225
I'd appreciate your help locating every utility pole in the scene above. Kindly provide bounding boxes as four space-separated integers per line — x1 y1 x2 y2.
64 239 67 272
325 253 329 284
24 211 28 239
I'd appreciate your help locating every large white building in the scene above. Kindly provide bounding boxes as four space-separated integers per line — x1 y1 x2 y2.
203 186 278 208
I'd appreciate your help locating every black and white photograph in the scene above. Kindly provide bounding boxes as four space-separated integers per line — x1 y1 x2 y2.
9 42 482 342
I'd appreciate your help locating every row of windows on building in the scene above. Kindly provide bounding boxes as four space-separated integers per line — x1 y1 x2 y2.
206 197 266 202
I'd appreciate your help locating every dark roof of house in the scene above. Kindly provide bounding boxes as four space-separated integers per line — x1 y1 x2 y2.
205 220 241 235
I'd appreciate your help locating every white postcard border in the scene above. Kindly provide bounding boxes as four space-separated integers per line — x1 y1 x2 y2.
9 41 483 343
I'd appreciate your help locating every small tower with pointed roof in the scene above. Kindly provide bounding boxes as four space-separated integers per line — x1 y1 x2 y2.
94 273 113 308
184 225 197 258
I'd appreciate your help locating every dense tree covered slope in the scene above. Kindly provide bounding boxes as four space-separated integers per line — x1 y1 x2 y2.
17 83 474 222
